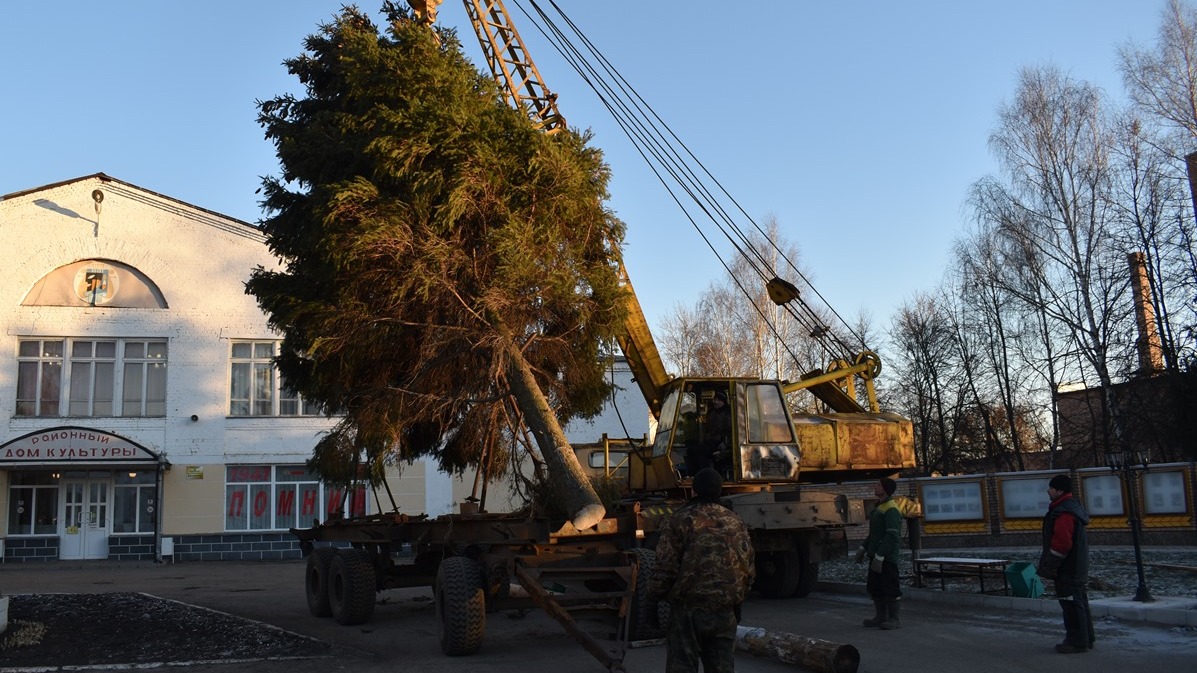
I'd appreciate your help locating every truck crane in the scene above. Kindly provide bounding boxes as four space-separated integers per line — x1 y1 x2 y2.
431 0 914 587
289 2 916 668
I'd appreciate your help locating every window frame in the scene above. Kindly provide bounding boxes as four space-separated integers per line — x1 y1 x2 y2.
228 340 322 417
998 476 1052 519
16 337 167 418
112 471 158 535
224 465 365 532
15 339 64 416
5 472 62 536
1143 469 1188 515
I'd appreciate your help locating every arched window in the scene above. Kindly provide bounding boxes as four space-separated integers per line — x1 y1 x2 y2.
22 259 167 308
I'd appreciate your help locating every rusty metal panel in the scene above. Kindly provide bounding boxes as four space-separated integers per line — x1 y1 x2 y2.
796 413 914 474
726 494 852 530
793 417 838 469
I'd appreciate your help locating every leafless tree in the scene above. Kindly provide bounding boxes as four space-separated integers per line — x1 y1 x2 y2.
969 65 1138 465
948 227 1062 471
657 302 704 377
882 2 1197 473
657 217 839 386
1106 110 1197 370
1120 0 1197 150
1119 0 1197 367
889 292 969 474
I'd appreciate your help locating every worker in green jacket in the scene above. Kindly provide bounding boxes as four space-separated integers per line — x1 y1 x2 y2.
855 477 904 629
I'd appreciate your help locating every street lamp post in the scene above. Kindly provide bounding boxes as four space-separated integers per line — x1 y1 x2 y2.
1104 448 1155 603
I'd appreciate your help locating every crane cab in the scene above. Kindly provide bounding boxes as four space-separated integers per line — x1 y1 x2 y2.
648 378 801 485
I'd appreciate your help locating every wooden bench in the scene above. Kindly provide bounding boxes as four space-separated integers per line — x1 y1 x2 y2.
912 557 1010 595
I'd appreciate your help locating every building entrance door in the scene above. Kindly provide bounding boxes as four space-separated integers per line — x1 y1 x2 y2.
59 477 110 559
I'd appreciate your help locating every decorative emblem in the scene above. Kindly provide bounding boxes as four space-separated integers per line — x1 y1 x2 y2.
73 264 120 305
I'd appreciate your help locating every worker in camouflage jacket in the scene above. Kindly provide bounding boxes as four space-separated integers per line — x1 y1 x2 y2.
855 476 903 629
651 468 755 673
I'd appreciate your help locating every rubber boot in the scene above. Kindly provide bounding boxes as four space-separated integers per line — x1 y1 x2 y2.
879 600 901 630
862 598 886 627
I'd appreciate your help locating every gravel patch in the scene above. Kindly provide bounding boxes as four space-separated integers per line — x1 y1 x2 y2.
1 592 336 669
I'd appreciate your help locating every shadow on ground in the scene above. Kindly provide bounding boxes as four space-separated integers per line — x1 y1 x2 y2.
1 592 337 669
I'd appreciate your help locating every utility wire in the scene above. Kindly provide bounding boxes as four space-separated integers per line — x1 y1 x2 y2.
516 0 869 367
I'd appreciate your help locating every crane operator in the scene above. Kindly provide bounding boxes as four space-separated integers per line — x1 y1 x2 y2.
691 391 731 475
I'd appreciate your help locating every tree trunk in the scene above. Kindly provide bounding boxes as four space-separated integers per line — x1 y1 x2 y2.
499 325 606 530
735 625 860 673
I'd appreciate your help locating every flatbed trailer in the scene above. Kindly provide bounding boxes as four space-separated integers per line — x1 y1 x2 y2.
291 509 663 672
290 478 865 669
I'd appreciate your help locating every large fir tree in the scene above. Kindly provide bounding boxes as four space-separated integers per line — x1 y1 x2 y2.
248 4 626 522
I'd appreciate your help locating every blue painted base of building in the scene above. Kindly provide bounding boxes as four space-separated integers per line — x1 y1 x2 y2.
1 533 305 563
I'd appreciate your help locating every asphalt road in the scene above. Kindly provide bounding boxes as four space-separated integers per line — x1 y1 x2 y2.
3 560 1195 673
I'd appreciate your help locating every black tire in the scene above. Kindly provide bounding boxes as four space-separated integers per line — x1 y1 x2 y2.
305 546 339 618
628 548 666 640
793 559 819 598
753 550 801 599
436 556 486 656
329 548 376 625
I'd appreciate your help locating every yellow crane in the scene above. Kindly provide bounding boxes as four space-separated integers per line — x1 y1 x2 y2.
411 0 915 597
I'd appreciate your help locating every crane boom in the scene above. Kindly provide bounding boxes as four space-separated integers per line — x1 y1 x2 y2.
615 267 671 418
460 0 565 133
414 0 915 485
432 0 671 416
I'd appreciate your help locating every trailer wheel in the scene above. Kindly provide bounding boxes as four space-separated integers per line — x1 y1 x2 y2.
792 554 819 598
305 546 339 618
329 548 376 625
628 548 667 640
436 556 486 655
753 550 801 599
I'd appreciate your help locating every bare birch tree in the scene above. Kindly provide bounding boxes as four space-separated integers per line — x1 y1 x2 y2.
889 292 967 474
1119 0 1197 367
657 217 836 389
969 66 1137 465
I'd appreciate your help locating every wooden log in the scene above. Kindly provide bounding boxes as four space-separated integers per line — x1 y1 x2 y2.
735 625 860 673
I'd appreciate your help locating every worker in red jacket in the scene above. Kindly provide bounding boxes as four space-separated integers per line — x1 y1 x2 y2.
1037 474 1094 654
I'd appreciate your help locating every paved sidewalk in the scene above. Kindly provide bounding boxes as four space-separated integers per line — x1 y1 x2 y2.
4 560 1197 673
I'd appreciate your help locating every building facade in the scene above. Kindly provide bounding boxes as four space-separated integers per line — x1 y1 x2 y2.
0 174 495 562
0 174 657 563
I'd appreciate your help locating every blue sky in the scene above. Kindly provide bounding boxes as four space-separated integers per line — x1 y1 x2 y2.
0 1 1165 348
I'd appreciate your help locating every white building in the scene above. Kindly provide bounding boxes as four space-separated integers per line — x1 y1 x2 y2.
0 174 649 563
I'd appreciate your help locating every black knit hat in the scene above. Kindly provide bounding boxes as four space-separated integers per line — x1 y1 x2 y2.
693 468 723 502
1049 475 1072 493
879 477 897 496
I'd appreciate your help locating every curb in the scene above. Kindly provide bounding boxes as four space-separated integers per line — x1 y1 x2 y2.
814 581 1197 628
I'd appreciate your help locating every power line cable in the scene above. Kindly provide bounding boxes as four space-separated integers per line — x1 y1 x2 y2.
515 0 870 368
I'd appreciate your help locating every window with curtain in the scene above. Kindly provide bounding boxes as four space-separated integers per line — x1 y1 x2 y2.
229 341 322 416
16 338 166 417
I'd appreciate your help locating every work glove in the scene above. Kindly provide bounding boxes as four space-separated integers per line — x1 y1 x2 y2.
854 547 867 564
733 603 743 624
870 556 884 573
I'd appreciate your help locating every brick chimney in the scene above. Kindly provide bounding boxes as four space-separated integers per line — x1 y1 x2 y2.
1127 251 1164 375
